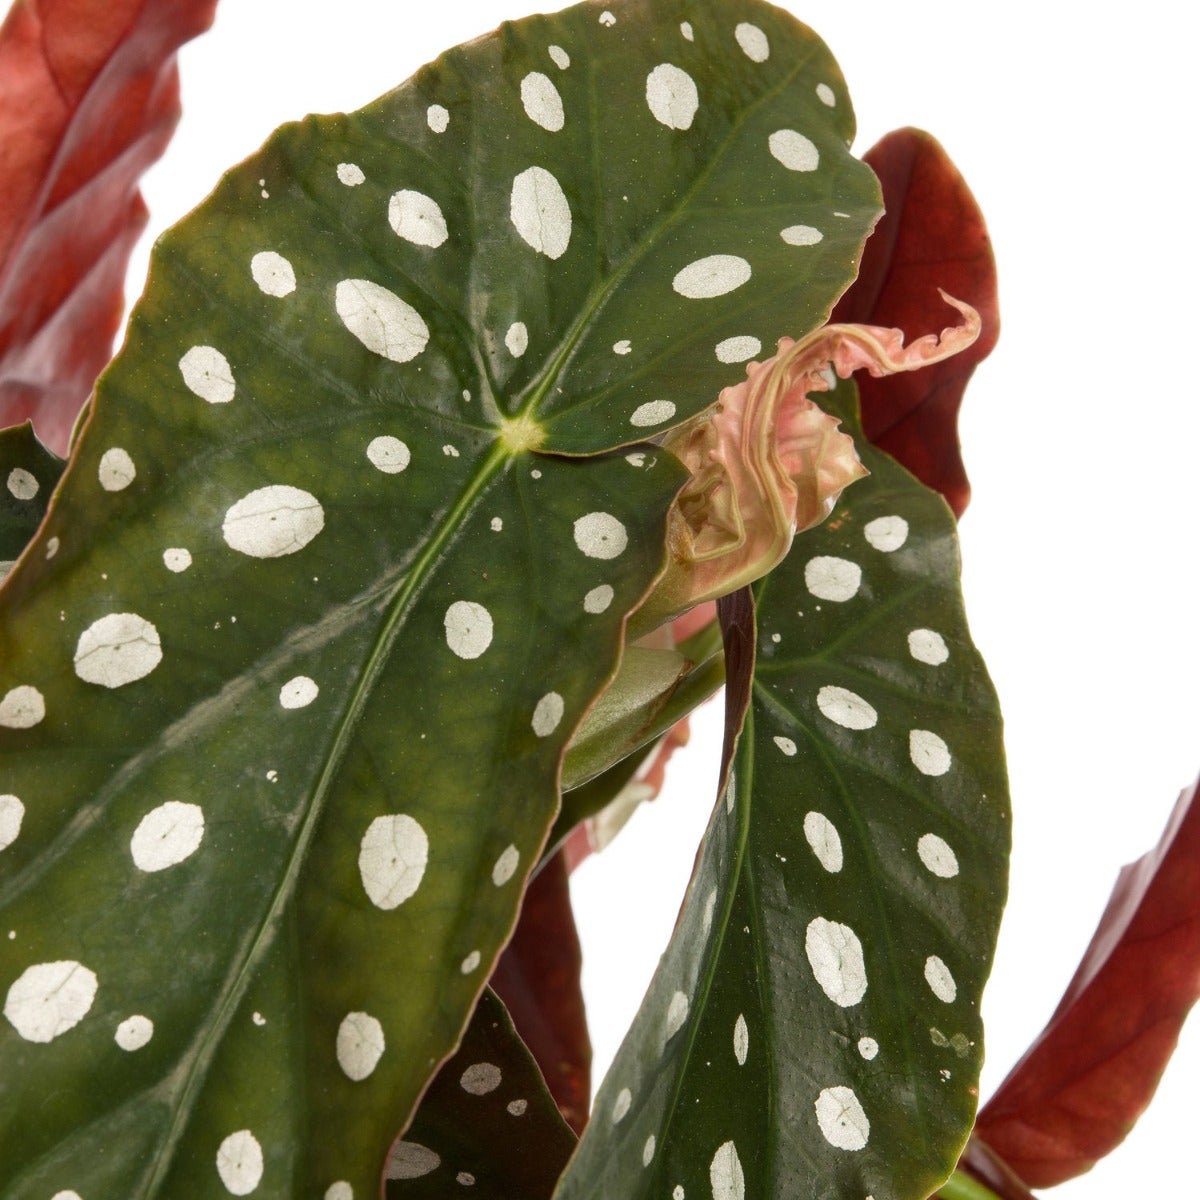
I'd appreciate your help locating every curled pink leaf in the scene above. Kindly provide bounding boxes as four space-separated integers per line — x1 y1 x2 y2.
642 293 979 628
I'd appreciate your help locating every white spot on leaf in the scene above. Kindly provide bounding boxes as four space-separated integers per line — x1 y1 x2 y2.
337 1011 386 1081
612 1086 632 1122
337 162 365 186
510 166 572 260
574 512 627 559
646 63 699 129
426 105 449 133
163 547 192 572
531 692 564 737
710 1140 745 1200
769 129 820 171
858 1036 879 1060
367 435 411 474
492 845 520 886
179 345 235 404
388 190 448 247
773 735 797 757
673 254 752 299
803 811 843 873
460 1062 502 1094
4 960 98 1043
130 801 205 872
359 814 429 909
584 584 614 614
815 1085 870 1150
734 1014 749 1065
715 336 761 363
216 1129 263 1195
521 72 565 131
461 950 481 974
251 251 296 297
781 224 823 246
804 556 861 601
665 990 689 1040
806 917 868 1006
335 278 430 363
98 447 136 492
908 628 949 665
0 794 24 852
864 515 909 552
325 1184 353 1200
612 339 632 355
223 485 324 559
816 685 877 730
505 322 529 357
918 833 960 878
387 1142 441 1180
598 10 616 27
816 83 836 106
444 600 494 659
279 676 319 709
115 1014 154 1051
925 955 957 1002
507 1098 528 1116
910 729 952 776
735 22 770 61
630 400 676 427
74 612 162 688
6 468 37 500
642 1135 656 1166
0 685 44 729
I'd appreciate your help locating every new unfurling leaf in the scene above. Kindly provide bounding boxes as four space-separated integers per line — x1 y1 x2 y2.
638 292 980 629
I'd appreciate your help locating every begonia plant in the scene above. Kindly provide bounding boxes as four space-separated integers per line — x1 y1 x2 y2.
1 2 1197 1199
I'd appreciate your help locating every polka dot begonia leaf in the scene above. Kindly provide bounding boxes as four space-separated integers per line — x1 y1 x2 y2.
0 1 880 1194
382 989 576 1199
556 377 1009 1200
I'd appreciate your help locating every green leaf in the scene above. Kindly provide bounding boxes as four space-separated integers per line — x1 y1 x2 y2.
384 989 577 1199
0 422 64 566
555 378 1010 1200
561 639 724 791
0 1 879 1195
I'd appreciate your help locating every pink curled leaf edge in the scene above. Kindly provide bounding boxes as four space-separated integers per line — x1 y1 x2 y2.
641 292 980 628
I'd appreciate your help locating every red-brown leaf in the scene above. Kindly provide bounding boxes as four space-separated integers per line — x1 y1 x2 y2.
974 775 1200 1187
490 850 592 1136
832 127 999 517
0 0 218 454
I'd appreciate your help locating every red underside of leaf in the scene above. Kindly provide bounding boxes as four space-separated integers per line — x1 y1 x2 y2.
0 0 218 454
974 775 1200 1187
490 850 592 1136
832 127 999 517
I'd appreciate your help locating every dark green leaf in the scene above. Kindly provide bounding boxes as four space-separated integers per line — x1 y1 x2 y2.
0 1 879 1195
384 989 576 1199
0 421 64 566
555 378 1010 1200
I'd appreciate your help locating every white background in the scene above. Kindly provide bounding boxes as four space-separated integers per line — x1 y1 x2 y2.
124 3 1200 1196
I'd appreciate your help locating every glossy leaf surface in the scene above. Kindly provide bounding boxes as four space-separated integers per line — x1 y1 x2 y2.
0 2 880 1195
0 0 218 453
556 378 1010 1200
832 128 999 516
384 989 576 1199
975 774 1200 1187
1 422 64 563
